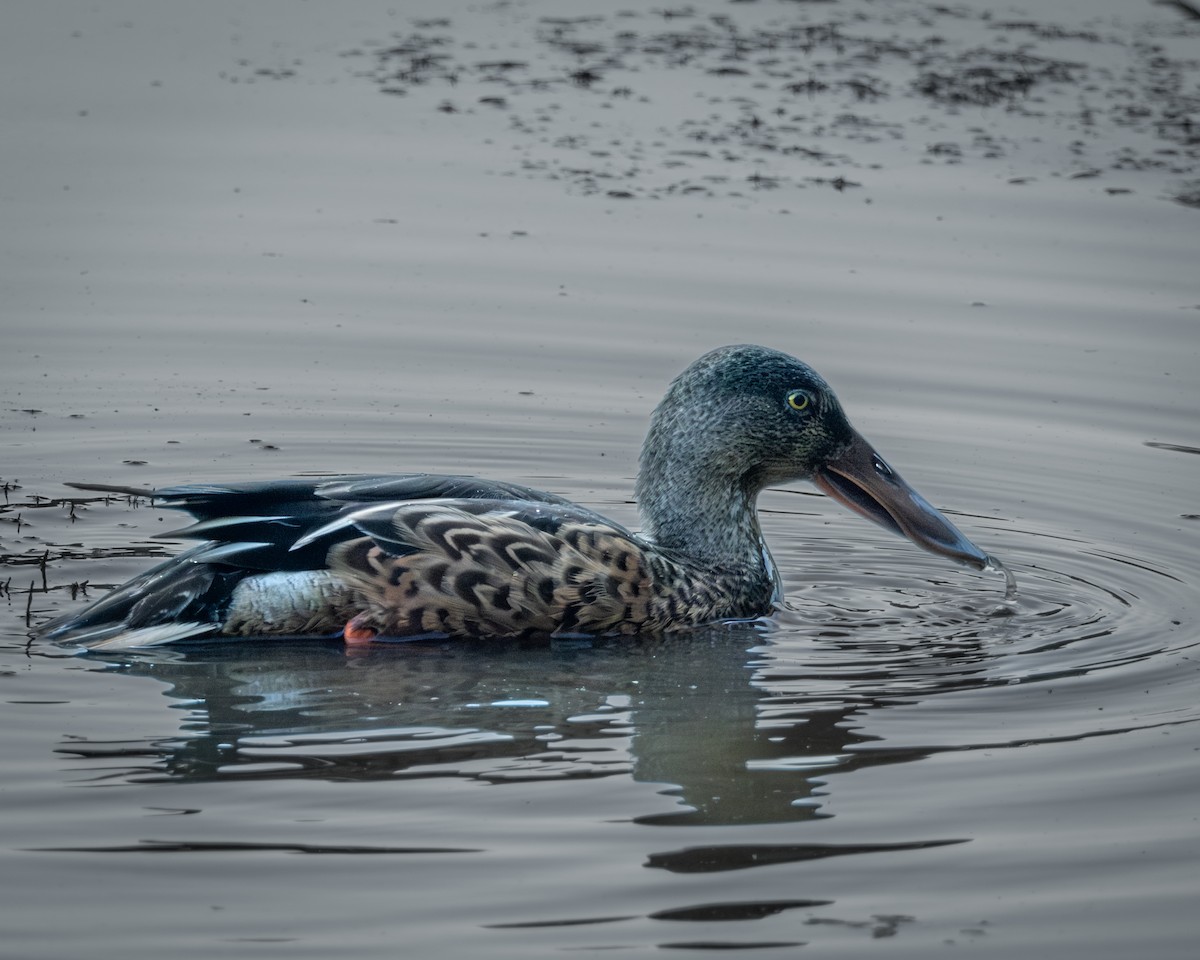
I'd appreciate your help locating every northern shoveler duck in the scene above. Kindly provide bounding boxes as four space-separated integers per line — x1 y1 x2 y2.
40 344 1001 650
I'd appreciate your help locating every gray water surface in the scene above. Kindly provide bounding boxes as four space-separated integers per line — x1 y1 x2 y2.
2 1 1198 957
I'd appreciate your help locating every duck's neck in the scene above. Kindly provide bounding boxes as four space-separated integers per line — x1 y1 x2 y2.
634 444 771 575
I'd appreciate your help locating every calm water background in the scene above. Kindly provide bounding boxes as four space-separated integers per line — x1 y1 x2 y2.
2 0 1198 956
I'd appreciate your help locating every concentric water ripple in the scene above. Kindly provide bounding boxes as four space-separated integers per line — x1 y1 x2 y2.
759 512 1198 753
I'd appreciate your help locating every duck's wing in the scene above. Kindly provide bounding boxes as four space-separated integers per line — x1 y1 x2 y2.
128 474 577 520
40 474 586 649
180 476 576 564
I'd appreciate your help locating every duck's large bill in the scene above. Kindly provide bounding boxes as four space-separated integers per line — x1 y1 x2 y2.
812 431 989 570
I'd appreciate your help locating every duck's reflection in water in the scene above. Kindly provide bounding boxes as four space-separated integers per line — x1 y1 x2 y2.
56 619 989 836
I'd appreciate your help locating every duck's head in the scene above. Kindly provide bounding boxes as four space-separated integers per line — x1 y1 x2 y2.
637 343 989 570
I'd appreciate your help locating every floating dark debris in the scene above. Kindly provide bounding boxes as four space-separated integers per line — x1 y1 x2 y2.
912 50 1082 108
1170 181 1200 207
1 492 177 629
217 2 1200 204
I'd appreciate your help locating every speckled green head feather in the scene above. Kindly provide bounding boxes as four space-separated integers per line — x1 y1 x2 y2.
636 344 856 564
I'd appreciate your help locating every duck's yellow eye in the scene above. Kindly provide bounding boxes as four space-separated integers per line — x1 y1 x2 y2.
787 390 812 412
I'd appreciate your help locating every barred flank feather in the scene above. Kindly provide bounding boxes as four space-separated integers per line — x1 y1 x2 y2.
328 504 769 639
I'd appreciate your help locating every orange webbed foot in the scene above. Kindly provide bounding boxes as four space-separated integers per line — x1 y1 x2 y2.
343 614 378 646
